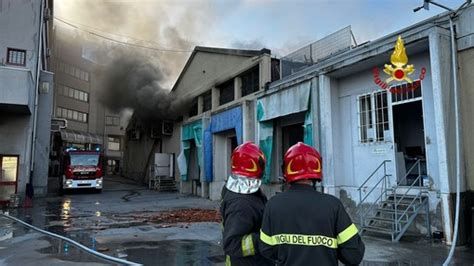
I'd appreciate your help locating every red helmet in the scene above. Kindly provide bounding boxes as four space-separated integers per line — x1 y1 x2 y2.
283 142 322 183
231 142 266 179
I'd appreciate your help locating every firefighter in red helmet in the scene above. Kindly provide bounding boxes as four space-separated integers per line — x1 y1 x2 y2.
220 141 272 266
259 142 365 265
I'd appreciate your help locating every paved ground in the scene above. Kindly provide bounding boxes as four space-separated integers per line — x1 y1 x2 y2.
1 176 473 265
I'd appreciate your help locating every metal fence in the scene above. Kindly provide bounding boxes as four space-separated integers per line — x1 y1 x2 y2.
281 26 354 78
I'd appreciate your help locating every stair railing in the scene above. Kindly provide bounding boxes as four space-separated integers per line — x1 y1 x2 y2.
392 159 424 232
357 160 392 228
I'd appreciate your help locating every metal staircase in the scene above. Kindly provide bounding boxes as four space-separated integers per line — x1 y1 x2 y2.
357 160 430 242
149 174 178 192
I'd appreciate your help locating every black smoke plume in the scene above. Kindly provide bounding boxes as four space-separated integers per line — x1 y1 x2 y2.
98 54 189 122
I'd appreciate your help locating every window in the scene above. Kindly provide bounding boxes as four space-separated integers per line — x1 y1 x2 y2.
391 80 422 103
374 91 389 142
108 137 121 151
6 48 26 66
202 91 212 112
240 66 260 97
188 99 198 117
58 61 90 82
106 116 120 126
56 107 88 123
58 84 89 102
357 91 389 143
218 80 234 105
358 94 372 143
0 155 18 202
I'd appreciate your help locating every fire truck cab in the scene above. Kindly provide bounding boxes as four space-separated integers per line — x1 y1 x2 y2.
60 149 103 194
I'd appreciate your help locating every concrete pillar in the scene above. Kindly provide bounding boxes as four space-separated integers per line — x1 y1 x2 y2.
242 100 255 143
310 76 320 151
202 181 210 199
429 28 463 245
259 55 271 90
319 74 336 196
211 87 219 110
197 95 203 114
234 77 241 99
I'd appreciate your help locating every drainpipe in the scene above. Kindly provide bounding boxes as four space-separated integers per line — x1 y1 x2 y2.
414 1 468 263
443 13 463 266
29 0 44 187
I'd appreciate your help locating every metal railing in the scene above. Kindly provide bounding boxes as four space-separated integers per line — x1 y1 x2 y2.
357 160 392 228
393 159 424 232
357 159 430 241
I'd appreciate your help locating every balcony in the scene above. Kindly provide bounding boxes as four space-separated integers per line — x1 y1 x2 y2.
0 66 34 114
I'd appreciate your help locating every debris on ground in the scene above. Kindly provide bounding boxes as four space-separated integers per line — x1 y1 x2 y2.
150 209 221 224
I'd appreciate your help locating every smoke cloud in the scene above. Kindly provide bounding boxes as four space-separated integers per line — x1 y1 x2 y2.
55 0 220 120
98 53 189 121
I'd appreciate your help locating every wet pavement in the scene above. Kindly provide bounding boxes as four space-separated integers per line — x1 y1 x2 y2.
1 176 224 265
1 176 473 265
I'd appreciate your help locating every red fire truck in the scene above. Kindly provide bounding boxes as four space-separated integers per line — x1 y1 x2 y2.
60 149 103 194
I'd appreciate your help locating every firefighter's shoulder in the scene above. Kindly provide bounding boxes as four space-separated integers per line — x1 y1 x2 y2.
224 191 260 210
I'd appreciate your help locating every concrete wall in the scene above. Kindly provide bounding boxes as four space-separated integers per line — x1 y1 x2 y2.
331 53 434 199
0 67 33 112
173 52 253 97
123 127 159 183
165 50 271 199
459 48 474 191
0 0 54 200
0 0 41 76
32 71 54 196
320 50 449 235
0 114 32 198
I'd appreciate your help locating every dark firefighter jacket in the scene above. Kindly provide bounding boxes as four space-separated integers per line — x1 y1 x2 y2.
259 183 365 266
220 187 273 266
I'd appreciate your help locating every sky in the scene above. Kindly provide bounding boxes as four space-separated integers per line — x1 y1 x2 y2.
55 0 467 86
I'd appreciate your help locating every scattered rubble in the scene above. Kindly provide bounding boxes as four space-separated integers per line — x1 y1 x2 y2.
150 209 221 224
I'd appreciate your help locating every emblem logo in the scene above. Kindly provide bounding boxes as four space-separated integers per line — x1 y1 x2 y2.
372 36 426 94
384 36 415 83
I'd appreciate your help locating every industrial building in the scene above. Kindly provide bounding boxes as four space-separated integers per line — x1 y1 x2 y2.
0 0 55 200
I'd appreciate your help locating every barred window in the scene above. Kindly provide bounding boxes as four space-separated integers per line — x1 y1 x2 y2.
218 80 234 105
6 48 26 66
374 91 389 142
358 94 372 143
357 91 389 143
391 80 422 103
188 99 198 117
202 91 212 112
240 66 259 97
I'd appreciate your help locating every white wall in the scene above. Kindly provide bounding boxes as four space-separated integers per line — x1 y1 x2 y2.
331 52 435 202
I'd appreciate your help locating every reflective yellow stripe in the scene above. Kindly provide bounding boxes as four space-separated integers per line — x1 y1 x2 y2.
241 234 255 256
260 230 274 245
337 223 358 245
260 230 337 249
225 255 231 266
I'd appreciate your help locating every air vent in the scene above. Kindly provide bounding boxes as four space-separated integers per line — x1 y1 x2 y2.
130 130 141 140
162 121 173 136
150 127 160 139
